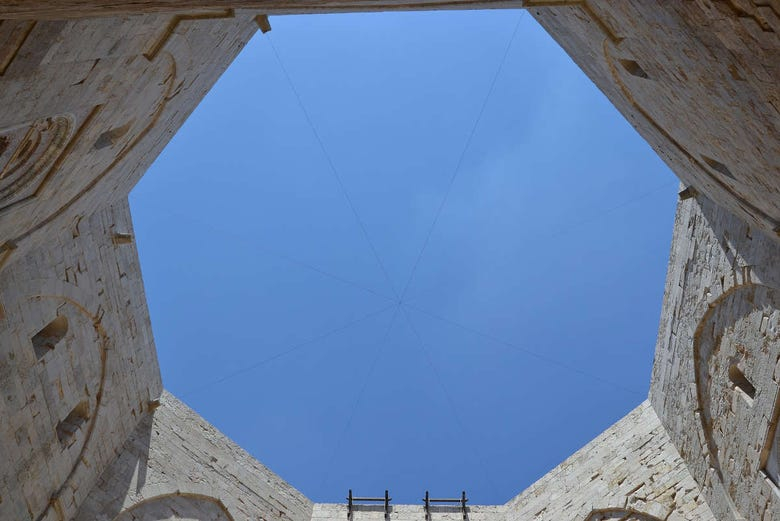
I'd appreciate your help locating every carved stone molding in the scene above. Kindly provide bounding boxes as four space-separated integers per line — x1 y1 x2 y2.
113 493 235 521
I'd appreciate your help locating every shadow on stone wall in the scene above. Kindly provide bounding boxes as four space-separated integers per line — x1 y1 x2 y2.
74 410 155 520
584 508 662 521
697 194 780 287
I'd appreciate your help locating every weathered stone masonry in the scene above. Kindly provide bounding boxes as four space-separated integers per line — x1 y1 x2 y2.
74 391 313 521
0 200 161 521
504 401 715 521
651 193 780 521
0 1 777 520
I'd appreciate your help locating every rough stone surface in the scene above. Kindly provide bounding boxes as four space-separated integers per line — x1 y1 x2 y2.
0 9 259 271
650 193 780 521
0 198 161 521
1 1 525 19
529 1 780 241
74 391 313 521
504 401 715 521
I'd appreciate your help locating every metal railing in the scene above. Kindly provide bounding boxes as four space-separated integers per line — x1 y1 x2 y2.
347 490 392 520
423 491 468 521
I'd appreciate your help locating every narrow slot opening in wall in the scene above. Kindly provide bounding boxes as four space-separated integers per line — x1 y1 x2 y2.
728 363 756 404
618 58 648 79
56 400 89 446
31 315 68 359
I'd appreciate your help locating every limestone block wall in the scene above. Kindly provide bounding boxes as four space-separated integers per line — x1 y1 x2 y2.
0 4 778 521
75 390 314 521
0 198 161 521
503 400 715 521
650 194 780 521
0 9 260 272
528 1 780 242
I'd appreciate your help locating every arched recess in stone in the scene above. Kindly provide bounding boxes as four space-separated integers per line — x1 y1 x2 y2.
32 294 109 518
0 114 75 211
693 283 780 517
0 284 111 521
113 493 234 521
584 508 663 521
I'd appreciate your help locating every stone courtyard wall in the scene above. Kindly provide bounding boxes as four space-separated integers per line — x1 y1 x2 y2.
74 390 313 521
0 199 161 521
76 397 714 521
0 2 778 519
0 9 260 273
528 1 779 243
504 400 715 521
651 194 780 521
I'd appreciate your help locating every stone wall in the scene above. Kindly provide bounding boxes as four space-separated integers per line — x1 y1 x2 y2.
0 198 161 521
3 3 777 244
0 9 260 272
503 400 715 521
1 1 525 19
650 194 780 521
528 1 779 242
75 390 314 521
2 2 778 244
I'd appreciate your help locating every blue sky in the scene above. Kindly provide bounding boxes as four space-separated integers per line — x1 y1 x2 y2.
129 9 679 505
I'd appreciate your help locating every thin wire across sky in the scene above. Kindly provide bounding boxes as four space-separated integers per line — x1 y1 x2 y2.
184 11 649 403
172 12 661 497
130 9 684 504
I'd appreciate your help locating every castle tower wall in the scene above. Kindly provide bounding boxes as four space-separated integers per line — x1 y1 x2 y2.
503 400 715 521
0 199 161 521
650 193 780 520
526 1 779 243
0 3 777 520
74 391 313 521
0 1 526 19
0 11 259 272
311 502 505 521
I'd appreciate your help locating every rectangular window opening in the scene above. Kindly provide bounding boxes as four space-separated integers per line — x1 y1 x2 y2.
56 400 89 446
760 394 780 495
31 315 68 360
728 363 756 404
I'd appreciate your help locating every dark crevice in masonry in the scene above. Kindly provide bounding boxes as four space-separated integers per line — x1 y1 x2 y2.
56 400 90 446
31 315 68 359
618 58 649 79
727 363 756 403
701 155 735 180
